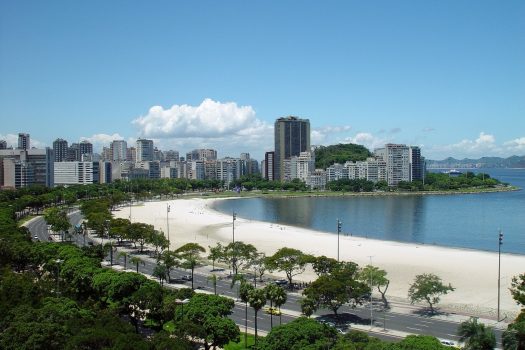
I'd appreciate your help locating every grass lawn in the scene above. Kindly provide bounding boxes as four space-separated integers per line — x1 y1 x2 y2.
17 215 37 226
224 333 257 350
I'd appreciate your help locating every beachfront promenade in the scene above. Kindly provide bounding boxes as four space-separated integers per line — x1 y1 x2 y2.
26 211 513 348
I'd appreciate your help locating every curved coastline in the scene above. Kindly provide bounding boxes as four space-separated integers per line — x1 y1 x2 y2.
114 196 525 319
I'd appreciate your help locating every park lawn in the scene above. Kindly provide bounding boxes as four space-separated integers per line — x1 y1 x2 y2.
224 333 257 350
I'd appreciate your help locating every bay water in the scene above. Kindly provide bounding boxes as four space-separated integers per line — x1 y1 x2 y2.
211 169 525 254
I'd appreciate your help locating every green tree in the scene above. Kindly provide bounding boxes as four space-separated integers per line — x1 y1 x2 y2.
266 247 313 287
258 317 338 350
303 261 369 317
312 255 340 276
175 243 205 290
159 250 180 282
393 334 449 349
222 241 258 276
359 265 390 308
300 297 316 318
44 207 71 242
181 294 238 350
502 320 525 350
207 243 223 271
458 318 496 350
248 288 267 346
407 273 454 314
511 274 525 309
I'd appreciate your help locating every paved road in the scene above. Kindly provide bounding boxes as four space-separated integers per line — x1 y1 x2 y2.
26 215 504 347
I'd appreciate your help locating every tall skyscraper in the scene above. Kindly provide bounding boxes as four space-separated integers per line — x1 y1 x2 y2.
0 140 7 150
409 146 425 182
18 133 30 150
274 116 310 181
53 138 69 162
136 139 154 162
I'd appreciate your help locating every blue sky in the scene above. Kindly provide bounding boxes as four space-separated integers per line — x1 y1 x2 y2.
1 0 524 161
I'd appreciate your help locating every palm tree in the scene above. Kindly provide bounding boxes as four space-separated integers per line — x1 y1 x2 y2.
130 256 145 273
248 288 266 347
207 274 219 295
273 285 287 325
458 317 496 350
118 251 129 270
239 280 255 347
265 283 279 329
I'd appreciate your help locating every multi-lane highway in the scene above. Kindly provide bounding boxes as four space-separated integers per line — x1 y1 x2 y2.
26 214 505 347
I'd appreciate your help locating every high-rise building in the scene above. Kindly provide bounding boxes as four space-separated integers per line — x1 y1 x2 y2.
186 149 217 161
18 133 30 150
0 140 7 150
79 140 93 158
274 116 310 181
409 146 425 182
136 139 154 162
127 147 136 162
164 150 180 162
53 138 69 162
264 151 275 181
68 143 80 161
374 144 410 186
110 140 127 161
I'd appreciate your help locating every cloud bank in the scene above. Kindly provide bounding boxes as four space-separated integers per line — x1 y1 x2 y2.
133 98 260 138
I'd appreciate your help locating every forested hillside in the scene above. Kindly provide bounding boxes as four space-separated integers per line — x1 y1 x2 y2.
314 143 372 169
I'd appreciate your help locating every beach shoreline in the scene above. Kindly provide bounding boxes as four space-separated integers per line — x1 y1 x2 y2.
113 197 524 320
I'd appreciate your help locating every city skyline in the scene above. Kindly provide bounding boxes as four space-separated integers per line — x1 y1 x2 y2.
1 1 524 160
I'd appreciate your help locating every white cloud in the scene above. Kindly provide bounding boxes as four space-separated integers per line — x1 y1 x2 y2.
311 125 352 144
344 132 390 150
132 98 261 138
503 137 525 153
0 133 46 149
422 127 435 132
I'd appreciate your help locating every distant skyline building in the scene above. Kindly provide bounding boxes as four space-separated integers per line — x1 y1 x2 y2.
18 133 30 150
79 140 93 158
264 151 275 181
0 140 7 150
136 138 154 162
274 116 310 181
110 140 127 161
186 149 217 161
374 144 410 186
53 138 69 162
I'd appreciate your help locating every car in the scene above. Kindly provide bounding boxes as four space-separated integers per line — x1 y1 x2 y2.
181 275 192 281
439 339 459 348
274 279 288 286
33 235 39 240
264 307 281 316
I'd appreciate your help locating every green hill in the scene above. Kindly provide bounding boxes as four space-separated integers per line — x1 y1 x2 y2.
314 143 372 169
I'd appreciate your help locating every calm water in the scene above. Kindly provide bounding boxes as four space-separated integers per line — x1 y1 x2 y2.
212 169 525 254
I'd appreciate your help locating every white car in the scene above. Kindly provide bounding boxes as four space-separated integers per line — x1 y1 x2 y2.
440 339 459 348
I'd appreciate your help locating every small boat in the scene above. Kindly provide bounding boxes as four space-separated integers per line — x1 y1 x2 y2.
443 169 463 176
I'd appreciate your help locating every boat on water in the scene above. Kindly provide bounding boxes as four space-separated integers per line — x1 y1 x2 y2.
443 169 463 175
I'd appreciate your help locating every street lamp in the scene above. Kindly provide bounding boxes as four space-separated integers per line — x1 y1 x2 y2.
337 219 342 261
167 204 171 251
497 229 503 321
232 211 237 275
368 255 374 327
176 298 190 320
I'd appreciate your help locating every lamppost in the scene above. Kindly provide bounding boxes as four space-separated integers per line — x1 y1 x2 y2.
497 229 503 321
167 204 171 251
368 255 374 327
337 219 342 261
232 211 237 275
176 298 190 319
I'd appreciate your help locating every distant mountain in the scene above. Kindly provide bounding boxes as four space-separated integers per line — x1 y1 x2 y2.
314 143 372 169
426 155 525 168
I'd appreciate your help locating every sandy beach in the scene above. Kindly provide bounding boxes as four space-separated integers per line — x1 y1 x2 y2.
114 197 524 319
